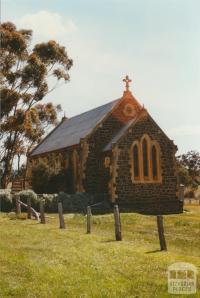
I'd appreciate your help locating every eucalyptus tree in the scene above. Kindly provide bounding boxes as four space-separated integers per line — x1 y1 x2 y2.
0 22 73 187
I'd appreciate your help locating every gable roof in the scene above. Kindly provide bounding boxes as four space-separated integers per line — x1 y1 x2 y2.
103 118 136 152
103 110 144 152
103 109 174 152
30 98 120 156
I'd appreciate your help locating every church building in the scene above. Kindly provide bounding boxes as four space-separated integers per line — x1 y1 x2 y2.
26 76 183 214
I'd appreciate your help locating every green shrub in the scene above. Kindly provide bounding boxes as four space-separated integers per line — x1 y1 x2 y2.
177 166 192 186
31 163 51 193
0 189 13 212
57 192 92 214
18 189 38 203
0 189 12 202
31 162 71 194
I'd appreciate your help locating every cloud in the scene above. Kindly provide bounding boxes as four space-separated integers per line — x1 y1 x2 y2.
169 125 200 137
16 10 77 40
15 10 124 72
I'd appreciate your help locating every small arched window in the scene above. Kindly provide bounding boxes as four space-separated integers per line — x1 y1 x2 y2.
142 139 148 177
133 144 139 178
151 145 157 179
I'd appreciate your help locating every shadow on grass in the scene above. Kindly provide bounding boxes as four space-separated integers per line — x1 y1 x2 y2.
100 239 116 243
145 249 163 254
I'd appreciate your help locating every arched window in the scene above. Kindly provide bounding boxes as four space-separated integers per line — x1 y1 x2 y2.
151 145 157 179
130 136 161 183
133 144 139 178
142 139 149 178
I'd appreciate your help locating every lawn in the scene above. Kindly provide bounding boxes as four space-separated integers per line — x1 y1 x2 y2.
0 205 200 298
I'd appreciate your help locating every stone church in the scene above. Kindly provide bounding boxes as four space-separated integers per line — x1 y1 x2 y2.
26 76 183 214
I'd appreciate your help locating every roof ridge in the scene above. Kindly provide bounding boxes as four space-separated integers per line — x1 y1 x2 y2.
63 98 120 123
29 97 121 157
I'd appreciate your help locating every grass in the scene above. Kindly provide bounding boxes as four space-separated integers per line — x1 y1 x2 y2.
0 205 200 298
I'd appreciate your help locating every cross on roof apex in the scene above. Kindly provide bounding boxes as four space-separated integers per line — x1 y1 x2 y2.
123 75 132 91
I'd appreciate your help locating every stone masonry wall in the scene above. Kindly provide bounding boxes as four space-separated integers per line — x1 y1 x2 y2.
83 114 122 194
83 95 139 194
114 112 182 214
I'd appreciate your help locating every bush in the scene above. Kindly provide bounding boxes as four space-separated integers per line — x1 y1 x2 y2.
0 189 12 202
0 189 13 212
31 162 72 194
42 193 58 213
31 163 51 193
18 189 38 203
58 192 92 213
177 166 192 186
42 192 93 214
48 170 72 193
0 188 111 214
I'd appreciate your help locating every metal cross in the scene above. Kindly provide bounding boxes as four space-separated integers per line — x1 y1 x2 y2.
123 75 132 91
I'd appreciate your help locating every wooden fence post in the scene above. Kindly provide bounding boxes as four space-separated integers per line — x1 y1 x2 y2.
27 197 31 219
114 204 122 241
40 200 45 224
15 194 21 215
58 202 65 229
156 215 167 251
178 184 184 202
86 206 92 234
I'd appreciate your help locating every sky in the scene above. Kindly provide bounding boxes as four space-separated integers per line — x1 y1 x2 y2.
2 0 200 154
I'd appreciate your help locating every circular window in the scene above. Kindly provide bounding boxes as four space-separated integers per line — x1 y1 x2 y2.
123 104 136 117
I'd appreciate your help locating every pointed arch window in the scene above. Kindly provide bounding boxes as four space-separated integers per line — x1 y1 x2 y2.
133 144 139 179
142 138 149 178
152 145 158 179
130 135 161 183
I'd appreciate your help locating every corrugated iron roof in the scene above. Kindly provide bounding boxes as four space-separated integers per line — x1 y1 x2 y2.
30 98 120 156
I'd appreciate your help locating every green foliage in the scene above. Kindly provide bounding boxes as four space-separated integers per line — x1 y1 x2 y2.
177 166 193 186
0 190 13 212
48 170 69 193
0 21 73 187
0 189 12 202
40 192 93 213
57 192 92 213
177 151 200 179
31 162 51 193
18 189 38 203
176 150 200 188
31 161 71 194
